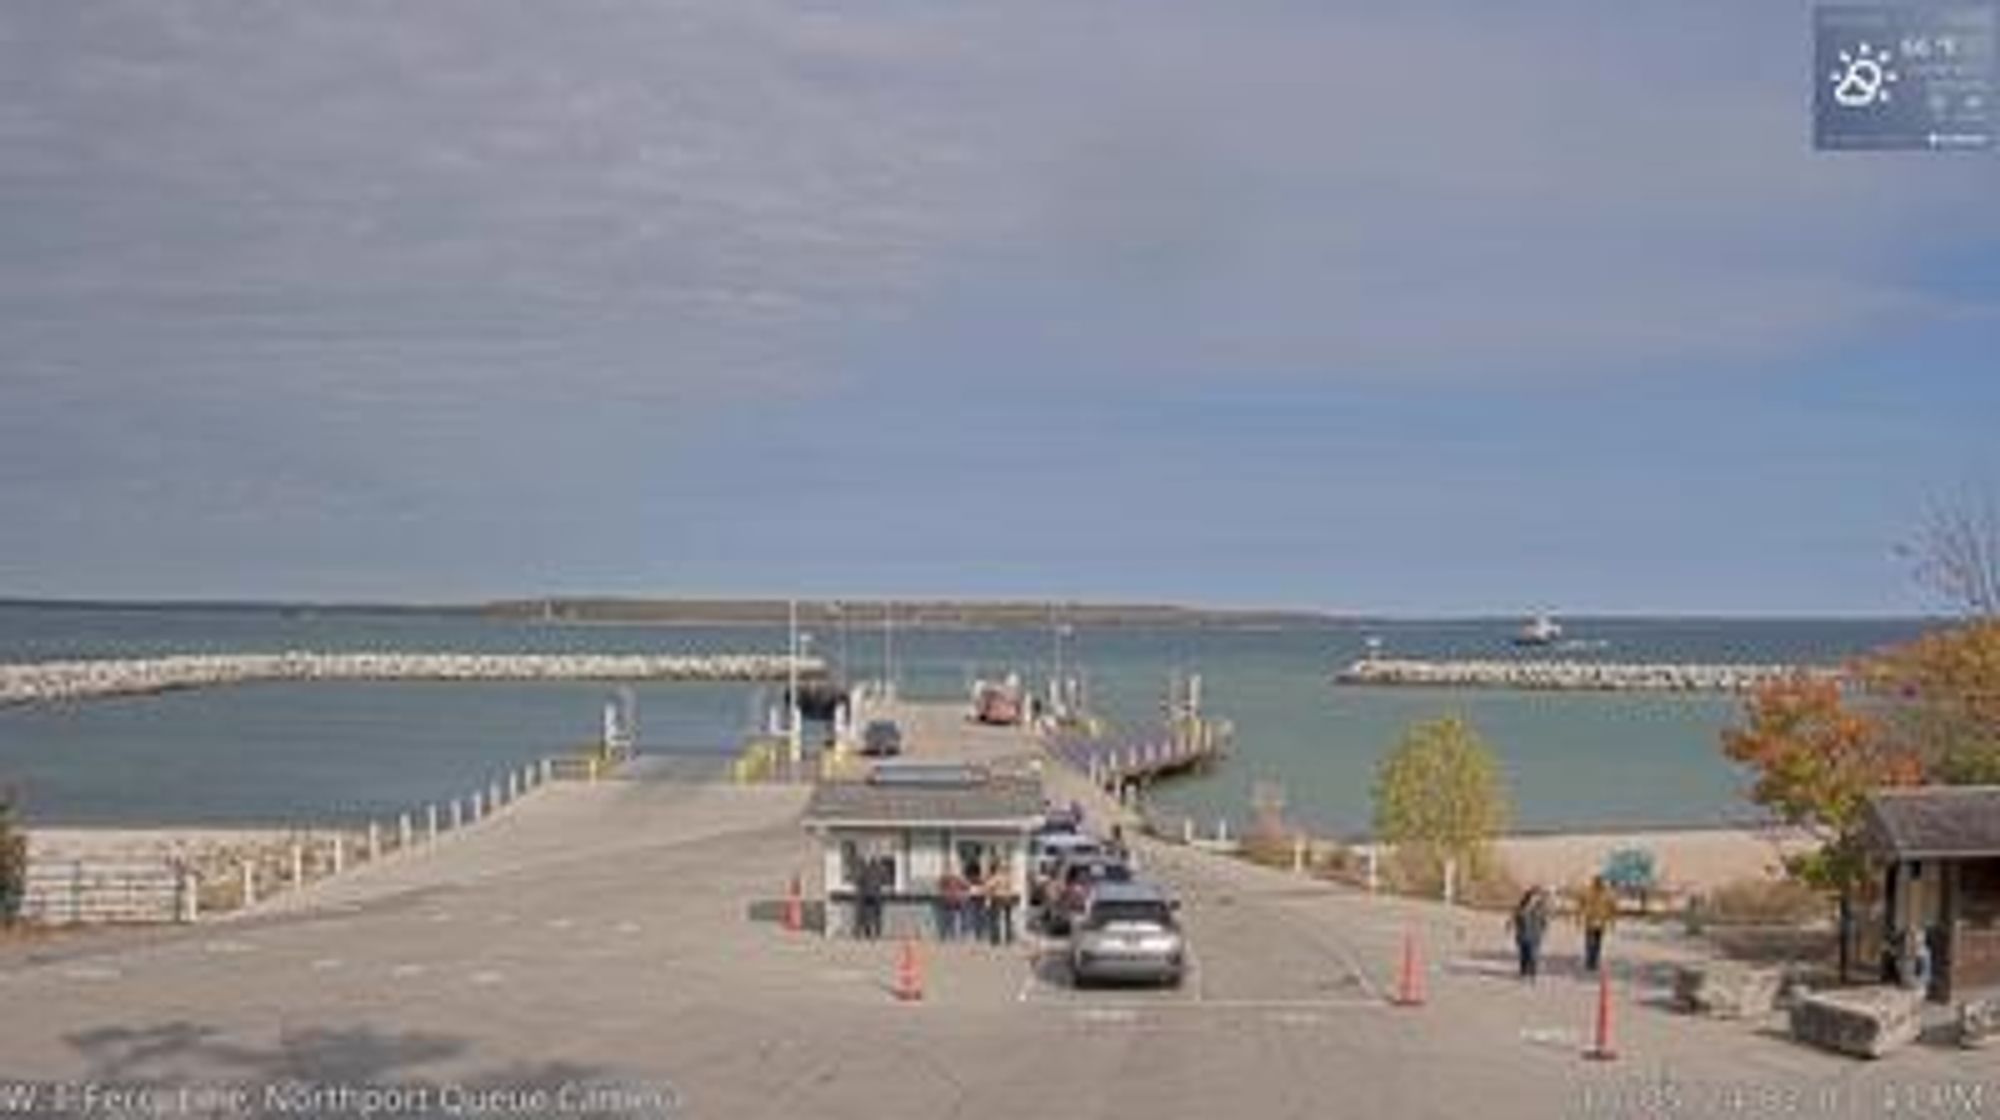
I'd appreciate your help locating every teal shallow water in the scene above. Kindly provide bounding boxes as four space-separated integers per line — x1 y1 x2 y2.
0 606 1938 829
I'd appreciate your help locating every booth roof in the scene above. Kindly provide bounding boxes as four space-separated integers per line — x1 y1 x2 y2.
802 773 1044 828
1863 786 2000 860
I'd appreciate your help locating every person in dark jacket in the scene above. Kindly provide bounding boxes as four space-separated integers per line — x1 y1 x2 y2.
1507 886 1553 982
855 855 887 940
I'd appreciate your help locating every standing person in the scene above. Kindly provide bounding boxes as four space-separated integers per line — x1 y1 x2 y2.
965 856 991 944
937 866 967 942
987 861 1018 945
1575 875 1619 974
857 854 886 940
1507 886 1552 982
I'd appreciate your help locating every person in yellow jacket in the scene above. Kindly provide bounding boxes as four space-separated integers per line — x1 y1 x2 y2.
1575 875 1619 973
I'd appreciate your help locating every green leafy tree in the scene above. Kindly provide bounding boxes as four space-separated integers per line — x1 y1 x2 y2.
1372 716 1509 889
0 790 26 927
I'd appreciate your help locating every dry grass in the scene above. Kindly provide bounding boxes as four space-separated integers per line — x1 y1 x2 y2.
1700 877 1828 927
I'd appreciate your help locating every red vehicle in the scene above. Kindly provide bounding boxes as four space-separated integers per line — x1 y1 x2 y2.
972 678 1023 725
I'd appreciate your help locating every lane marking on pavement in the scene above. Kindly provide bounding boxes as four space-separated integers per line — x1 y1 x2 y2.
203 939 256 954
427 911 453 923
1519 1025 1581 1050
1447 957 1518 978
390 963 427 978
310 957 344 972
59 965 121 982
1073 1007 1138 1025
546 918 574 931
469 970 504 985
616 921 642 934
1268 1010 1327 1027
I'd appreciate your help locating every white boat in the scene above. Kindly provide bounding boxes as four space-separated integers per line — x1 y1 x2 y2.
1513 614 1563 647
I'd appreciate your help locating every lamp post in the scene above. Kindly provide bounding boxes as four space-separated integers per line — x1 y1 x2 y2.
787 599 802 762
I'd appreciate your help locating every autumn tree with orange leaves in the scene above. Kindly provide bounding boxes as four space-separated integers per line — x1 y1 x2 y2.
1860 620 2000 784
1723 675 1923 976
1723 676 1922 887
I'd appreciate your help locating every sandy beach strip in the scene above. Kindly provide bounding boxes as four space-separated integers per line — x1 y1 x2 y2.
1491 825 1816 895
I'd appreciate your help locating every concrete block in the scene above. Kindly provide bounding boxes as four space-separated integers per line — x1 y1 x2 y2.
1789 985 1924 1059
1674 962 1782 1019
1960 997 2000 1049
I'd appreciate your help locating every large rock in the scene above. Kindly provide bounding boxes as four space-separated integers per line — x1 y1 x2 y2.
1673 962 1781 1019
1960 997 2000 1049
1789 986 1925 1059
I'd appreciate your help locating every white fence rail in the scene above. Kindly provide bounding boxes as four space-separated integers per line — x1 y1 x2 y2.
15 751 616 927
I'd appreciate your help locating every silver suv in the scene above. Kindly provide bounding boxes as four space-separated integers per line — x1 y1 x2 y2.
1069 881 1185 988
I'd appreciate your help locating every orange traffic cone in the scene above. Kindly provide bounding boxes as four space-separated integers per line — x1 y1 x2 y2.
894 937 924 1002
1394 927 1426 1007
783 873 803 933
1584 966 1617 1060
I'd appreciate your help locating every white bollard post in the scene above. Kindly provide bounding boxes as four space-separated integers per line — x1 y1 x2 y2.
398 813 413 850
290 842 305 889
540 758 553 784
508 771 520 801
1182 818 1196 845
489 781 502 809
426 803 439 842
1443 857 1458 908
451 798 464 829
1216 818 1230 845
240 861 257 909
367 821 381 862
176 867 199 923
331 835 345 875
1292 835 1307 875
470 791 484 821
1366 846 1380 893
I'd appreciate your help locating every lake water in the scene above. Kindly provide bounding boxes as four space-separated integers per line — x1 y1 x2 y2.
0 604 1940 833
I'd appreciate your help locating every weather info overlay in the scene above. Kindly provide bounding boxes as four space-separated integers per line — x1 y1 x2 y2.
1814 4 1996 150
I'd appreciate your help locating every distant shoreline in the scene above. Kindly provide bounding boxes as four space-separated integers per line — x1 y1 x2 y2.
0 597 1946 629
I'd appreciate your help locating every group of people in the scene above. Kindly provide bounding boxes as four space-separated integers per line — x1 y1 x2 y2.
847 851 1022 944
1506 875 1621 981
936 859 1019 945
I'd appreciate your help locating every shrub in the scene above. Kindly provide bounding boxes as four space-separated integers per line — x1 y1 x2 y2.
1701 877 1828 927
0 791 26 927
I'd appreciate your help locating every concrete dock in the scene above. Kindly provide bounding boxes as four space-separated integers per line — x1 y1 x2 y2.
0 700 1981 1118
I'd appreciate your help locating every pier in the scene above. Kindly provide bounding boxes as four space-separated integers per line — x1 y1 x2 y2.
1335 657 1834 692
1045 721 1228 791
0 650 825 707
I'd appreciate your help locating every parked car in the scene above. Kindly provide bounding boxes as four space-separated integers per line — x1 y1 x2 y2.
1043 852 1134 935
860 719 903 757
1029 832 1102 904
1069 881 1185 988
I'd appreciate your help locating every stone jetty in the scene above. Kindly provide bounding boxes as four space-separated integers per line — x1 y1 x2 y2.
1334 657 1834 692
0 651 825 707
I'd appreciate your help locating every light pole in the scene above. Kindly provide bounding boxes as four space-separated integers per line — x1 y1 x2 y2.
830 601 849 684
787 598 802 761
881 600 895 700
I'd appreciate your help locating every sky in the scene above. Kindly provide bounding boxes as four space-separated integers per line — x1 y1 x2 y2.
0 1 1995 614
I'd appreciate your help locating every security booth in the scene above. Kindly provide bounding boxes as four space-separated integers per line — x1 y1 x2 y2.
1862 786 2000 1003
802 762 1041 940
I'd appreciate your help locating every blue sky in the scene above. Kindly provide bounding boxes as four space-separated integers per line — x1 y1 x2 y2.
0 1 1995 613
